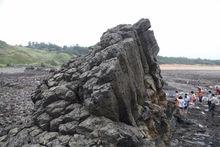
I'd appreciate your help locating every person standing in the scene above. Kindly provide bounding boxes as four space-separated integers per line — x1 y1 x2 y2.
207 91 212 110
175 91 180 107
177 96 185 116
215 86 220 95
196 87 204 102
184 93 190 113
189 91 196 107
209 94 219 117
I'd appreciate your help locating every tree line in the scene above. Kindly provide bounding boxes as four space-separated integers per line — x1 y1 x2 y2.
27 42 89 56
2 40 220 65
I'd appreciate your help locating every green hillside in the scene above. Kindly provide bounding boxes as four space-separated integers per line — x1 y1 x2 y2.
0 41 73 67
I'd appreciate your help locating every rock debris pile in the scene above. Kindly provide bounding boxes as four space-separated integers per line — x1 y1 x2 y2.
0 19 171 146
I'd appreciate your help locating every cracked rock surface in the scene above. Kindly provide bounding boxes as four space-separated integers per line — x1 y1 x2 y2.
0 19 171 147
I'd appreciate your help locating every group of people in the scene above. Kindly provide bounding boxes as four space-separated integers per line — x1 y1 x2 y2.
175 86 220 117
175 91 195 116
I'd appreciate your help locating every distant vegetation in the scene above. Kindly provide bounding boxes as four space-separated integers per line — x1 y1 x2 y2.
27 42 89 56
1 40 220 67
0 40 8 48
158 56 220 65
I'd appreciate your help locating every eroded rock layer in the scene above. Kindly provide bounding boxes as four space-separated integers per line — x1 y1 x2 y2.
0 19 171 147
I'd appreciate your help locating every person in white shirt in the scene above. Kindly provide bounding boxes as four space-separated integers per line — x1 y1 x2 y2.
209 94 219 117
184 93 190 106
207 91 212 110
177 96 186 116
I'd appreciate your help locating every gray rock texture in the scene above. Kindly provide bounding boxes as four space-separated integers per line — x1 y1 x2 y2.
0 19 171 146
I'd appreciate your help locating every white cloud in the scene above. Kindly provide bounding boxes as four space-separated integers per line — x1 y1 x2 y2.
0 0 219 59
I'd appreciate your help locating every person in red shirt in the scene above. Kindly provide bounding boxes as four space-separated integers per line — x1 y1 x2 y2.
196 87 204 102
216 86 220 95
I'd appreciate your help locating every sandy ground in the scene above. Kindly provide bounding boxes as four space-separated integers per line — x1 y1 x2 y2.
161 64 220 70
162 70 220 93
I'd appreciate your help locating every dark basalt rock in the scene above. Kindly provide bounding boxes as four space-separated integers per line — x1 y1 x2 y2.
0 18 171 146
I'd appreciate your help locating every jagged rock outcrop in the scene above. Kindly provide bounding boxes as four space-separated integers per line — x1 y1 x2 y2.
0 19 171 146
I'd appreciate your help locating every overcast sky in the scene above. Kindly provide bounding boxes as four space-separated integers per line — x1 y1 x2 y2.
0 0 219 59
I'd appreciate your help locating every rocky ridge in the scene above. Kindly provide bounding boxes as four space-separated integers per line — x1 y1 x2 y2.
0 19 171 146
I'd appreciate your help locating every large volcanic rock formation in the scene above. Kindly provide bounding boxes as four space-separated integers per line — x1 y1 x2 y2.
0 19 171 146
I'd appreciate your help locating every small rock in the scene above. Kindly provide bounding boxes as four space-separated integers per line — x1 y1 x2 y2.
38 132 58 145
29 127 43 137
65 90 77 102
59 121 79 134
198 124 204 128
8 127 19 136
50 116 64 131
36 113 51 130
46 100 70 117
63 104 89 122
57 135 71 145
0 135 7 142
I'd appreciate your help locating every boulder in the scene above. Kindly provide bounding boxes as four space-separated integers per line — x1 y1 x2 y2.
0 18 171 146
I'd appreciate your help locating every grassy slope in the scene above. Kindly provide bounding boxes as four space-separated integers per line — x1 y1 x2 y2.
0 45 72 67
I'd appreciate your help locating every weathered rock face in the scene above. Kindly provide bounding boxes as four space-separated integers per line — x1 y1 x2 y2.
0 19 171 146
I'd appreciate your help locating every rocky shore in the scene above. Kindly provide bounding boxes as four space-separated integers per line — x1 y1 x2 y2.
1 19 219 147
